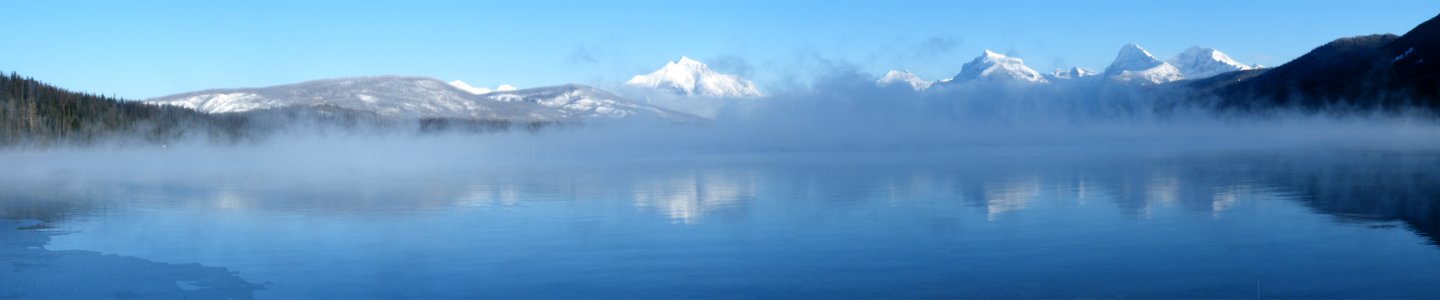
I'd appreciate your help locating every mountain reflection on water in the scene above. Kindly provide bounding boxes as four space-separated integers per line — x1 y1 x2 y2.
2 148 1439 298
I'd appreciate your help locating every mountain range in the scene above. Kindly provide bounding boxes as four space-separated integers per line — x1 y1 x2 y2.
145 76 701 123
137 43 1271 123
879 44 1257 89
6 13 1440 148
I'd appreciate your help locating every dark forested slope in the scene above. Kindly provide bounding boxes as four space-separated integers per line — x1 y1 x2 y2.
1197 13 1440 112
0 72 245 147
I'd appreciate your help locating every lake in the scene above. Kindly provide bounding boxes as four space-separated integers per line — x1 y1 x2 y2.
3 147 1440 298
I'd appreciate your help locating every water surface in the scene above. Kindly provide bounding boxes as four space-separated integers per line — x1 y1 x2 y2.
3 149 1440 298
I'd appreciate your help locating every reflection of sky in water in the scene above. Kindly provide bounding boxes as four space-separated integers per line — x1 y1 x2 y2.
4 150 1440 298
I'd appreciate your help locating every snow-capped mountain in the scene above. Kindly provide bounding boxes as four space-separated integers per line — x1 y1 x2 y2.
625 56 762 97
483 84 701 121
1166 46 1257 79
945 50 1048 84
1103 44 1184 84
876 70 933 91
1044 67 1099 81
146 76 700 122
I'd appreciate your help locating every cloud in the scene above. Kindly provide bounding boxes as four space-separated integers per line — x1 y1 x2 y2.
912 35 962 60
1047 58 1070 71
705 55 754 77
564 45 602 65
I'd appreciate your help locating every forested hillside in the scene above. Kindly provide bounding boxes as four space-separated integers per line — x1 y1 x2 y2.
0 72 244 147
1195 13 1440 112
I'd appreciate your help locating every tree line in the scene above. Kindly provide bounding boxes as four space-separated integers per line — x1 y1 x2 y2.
0 71 247 147
0 71 560 148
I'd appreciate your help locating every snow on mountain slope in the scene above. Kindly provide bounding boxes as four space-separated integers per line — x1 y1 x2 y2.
484 84 702 121
1104 44 1184 84
1166 46 1256 79
448 80 493 95
448 80 520 95
148 76 496 117
945 50 1048 84
1044 67 1099 81
146 76 700 122
876 70 933 90
625 57 762 97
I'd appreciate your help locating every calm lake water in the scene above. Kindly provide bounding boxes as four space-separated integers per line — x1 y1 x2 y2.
3 148 1440 298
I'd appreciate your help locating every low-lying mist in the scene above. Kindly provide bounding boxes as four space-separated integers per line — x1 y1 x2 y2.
7 67 1440 172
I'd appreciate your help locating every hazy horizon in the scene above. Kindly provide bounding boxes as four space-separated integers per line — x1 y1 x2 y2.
3 0 1438 99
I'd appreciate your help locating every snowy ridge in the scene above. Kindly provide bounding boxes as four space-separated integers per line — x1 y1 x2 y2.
1103 44 1183 84
448 80 492 95
876 70 933 91
448 80 518 95
152 92 280 114
148 77 487 117
146 76 700 122
1045 67 1099 81
1166 46 1256 79
484 84 701 120
625 57 762 97
946 50 1047 84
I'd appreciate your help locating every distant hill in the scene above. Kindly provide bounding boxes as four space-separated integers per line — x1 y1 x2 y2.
146 76 703 123
1195 13 1440 111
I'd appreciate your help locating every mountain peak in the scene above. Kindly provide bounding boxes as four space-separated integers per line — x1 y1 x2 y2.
946 50 1047 84
1166 46 1254 79
1106 44 1165 74
877 70 932 91
626 57 762 97
1104 43 1183 84
674 56 704 67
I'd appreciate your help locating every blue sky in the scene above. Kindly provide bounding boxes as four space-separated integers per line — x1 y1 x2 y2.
2 0 1437 98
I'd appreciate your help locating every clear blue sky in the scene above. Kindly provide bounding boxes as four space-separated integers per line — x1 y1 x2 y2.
2 0 1437 98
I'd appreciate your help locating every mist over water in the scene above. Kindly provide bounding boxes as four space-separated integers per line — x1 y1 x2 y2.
6 144 1440 298
82 67 1433 160
6 68 1440 298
